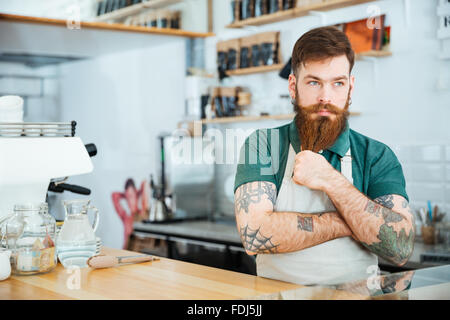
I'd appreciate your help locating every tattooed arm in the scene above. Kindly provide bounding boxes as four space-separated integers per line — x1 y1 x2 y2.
234 181 353 255
322 172 415 266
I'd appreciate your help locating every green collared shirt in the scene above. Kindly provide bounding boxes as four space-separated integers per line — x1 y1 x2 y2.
234 120 409 202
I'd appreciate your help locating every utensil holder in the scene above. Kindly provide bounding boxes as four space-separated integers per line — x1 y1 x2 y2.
421 225 435 245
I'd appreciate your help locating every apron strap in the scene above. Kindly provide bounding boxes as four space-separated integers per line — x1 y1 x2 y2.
340 148 353 184
285 144 297 179
286 144 353 184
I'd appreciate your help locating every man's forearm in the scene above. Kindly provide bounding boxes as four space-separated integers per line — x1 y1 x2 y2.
237 210 352 255
322 170 415 266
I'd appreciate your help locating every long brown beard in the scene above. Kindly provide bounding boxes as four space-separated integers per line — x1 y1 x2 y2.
293 93 350 152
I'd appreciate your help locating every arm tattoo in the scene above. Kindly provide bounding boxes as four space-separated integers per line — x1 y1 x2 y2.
374 195 394 209
235 182 276 214
365 200 403 223
297 216 313 232
363 195 414 265
239 224 279 254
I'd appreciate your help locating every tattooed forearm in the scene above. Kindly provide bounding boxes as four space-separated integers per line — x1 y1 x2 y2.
322 170 415 266
365 200 403 223
235 181 276 214
362 196 414 265
235 181 354 255
297 216 313 232
239 224 279 254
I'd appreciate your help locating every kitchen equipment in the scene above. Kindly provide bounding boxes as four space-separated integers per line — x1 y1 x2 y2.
146 133 215 223
0 250 11 280
87 254 159 269
46 142 98 221
0 121 94 222
149 134 176 222
56 199 99 268
5 203 57 275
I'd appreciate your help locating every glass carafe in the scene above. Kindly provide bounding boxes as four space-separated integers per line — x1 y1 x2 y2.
6 203 57 275
56 199 99 268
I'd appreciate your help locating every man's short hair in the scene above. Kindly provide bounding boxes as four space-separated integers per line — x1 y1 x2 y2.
292 26 355 76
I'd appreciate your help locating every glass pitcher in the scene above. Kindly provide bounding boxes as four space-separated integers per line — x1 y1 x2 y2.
56 199 99 268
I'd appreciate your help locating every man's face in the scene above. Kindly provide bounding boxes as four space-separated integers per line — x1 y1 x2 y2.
289 54 354 118
288 55 355 152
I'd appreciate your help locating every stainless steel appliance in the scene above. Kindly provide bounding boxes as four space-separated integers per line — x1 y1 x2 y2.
146 133 215 223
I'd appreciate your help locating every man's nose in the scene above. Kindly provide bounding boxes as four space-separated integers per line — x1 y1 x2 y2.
318 88 331 105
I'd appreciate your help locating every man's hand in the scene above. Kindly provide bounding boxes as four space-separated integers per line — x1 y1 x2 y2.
292 150 337 191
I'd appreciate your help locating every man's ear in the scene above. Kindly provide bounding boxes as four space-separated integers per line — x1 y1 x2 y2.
288 74 297 100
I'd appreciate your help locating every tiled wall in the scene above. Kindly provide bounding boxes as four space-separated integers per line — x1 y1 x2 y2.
394 144 450 223
0 62 60 122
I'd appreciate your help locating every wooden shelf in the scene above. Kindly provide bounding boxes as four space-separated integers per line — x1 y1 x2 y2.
226 64 284 76
95 0 182 22
0 13 213 38
201 112 361 124
356 50 392 58
227 0 375 28
0 13 214 59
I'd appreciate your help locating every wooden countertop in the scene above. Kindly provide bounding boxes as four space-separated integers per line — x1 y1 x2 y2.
3 246 447 300
0 247 303 300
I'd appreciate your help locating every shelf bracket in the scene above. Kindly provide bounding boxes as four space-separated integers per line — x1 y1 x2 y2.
308 11 327 26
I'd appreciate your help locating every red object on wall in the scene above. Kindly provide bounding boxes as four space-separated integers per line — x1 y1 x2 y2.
112 179 150 249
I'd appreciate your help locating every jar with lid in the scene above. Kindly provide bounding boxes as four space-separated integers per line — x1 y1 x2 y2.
5 203 57 275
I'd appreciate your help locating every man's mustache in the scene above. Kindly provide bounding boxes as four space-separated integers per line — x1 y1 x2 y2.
297 102 348 115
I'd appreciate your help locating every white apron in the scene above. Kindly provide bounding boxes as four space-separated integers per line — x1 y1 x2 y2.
256 144 378 286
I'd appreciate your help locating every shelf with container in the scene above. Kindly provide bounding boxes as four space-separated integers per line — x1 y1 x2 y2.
218 31 282 79
95 0 183 22
227 0 376 28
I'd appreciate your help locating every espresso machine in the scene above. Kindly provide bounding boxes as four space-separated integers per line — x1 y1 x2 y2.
0 121 95 221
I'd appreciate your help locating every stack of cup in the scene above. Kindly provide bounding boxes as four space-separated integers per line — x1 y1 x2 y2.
0 95 24 122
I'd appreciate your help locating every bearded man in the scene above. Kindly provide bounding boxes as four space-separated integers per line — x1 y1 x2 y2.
234 26 415 286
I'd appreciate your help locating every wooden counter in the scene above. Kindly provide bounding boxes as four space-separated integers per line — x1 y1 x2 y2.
0 247 303 300
3 246 447 300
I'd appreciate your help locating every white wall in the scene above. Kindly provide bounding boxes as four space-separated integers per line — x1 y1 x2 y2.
56 41 186 248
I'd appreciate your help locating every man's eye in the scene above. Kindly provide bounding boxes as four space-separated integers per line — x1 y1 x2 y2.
334 82 344 87
308 81 319 86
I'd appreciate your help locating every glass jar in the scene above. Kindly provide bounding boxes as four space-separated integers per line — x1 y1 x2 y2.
6 203 57 275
